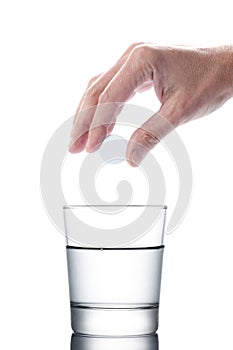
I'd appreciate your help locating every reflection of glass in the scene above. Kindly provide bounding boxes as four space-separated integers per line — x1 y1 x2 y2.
71 333 159 350
64 205 167 336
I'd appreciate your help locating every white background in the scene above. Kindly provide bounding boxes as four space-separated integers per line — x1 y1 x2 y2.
1 0 233 349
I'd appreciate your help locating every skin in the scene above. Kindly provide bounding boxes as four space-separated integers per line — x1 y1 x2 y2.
69 43 233 166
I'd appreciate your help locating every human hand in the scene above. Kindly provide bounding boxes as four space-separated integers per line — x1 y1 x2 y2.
69 43 233 166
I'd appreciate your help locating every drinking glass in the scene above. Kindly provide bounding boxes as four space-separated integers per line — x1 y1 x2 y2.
63 205 167 336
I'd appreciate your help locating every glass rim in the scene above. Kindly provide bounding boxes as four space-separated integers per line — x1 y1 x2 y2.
63 204 167 210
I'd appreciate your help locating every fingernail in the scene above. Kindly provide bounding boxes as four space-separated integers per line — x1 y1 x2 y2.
69 135 79 152
85 136 92 152
68 139 76 153
130 148 146 167
68 139 73 149
86 141 99 153
85 143 92 153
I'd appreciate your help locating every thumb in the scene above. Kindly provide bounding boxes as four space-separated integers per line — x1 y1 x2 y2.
126 110 175 167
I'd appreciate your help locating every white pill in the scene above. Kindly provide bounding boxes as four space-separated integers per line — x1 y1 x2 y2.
98 134 127 164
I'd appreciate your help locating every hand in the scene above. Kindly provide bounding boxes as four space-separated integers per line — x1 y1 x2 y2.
69 43 233 166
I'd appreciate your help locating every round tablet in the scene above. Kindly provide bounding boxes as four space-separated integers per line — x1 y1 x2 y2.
98 134 127 164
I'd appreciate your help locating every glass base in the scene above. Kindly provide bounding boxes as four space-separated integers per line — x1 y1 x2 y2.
70 304 159 336
71 333 159 350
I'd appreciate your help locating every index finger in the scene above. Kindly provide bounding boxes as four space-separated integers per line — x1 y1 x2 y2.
86 45 154 152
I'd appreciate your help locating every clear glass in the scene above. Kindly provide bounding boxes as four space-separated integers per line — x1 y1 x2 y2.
71 333 159 350
63 205 167 336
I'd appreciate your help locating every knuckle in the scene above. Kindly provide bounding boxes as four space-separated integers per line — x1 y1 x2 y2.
87 77 96 87
130 44 152 60
143 132 159 147
87 73 101 87
86 83 100 98
136 130 159 148
129 41 145 50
